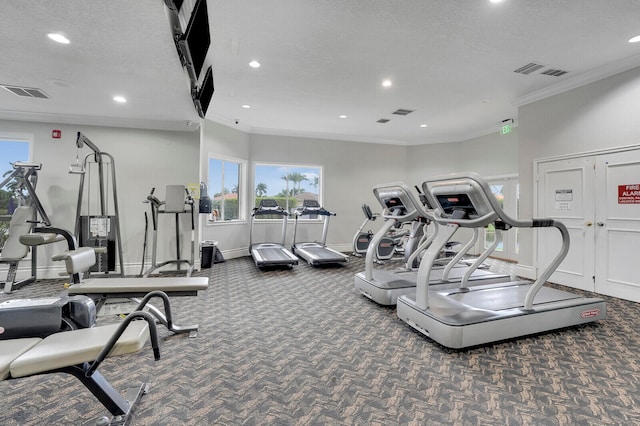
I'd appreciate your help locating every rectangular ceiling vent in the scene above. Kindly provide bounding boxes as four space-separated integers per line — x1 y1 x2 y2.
540 68 568 77
1 85 50 99
377 118 390 124
514 63 545 75
392 109 414 116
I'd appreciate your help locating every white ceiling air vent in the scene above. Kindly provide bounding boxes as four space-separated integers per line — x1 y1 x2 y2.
392 109 414 115
540 68 568 77
514 63 545 75
1 85 50 99
377 118 390 123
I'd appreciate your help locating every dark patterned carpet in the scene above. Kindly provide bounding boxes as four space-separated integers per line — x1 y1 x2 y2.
1 255 640 425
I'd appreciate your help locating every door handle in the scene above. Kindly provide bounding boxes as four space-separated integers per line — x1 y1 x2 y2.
597 222 605 227
585 221 593 227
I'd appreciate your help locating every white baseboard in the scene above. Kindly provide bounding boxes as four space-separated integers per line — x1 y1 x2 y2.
515 264 537 280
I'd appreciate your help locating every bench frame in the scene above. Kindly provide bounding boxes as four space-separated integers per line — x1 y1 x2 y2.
2 311 160 425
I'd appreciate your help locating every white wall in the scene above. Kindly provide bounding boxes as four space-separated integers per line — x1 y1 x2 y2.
199 120 251 257
406 130 519 254
1 119 199 277
250 133 408 251
406 130 519 185
199 121 409 257
518 65 640 274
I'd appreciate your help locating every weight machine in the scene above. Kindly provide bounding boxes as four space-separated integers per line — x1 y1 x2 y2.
0 162 55 292
70 132 124 276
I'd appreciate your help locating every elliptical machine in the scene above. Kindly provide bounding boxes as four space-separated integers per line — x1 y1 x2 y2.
352 204 407 262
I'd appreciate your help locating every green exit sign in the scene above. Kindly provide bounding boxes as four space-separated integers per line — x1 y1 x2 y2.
501 123 512 135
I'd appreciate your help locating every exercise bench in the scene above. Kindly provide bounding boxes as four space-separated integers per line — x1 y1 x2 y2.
53 247 209 336
0 310 160 425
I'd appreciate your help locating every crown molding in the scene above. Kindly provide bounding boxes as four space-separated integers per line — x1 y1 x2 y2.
0 109 200 132
513 53 640 107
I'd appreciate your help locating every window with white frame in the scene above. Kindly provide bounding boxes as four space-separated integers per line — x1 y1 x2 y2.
207 154 247 223
483 176 519 261
1 138 31 214
253 163 322 219
1 136 31 247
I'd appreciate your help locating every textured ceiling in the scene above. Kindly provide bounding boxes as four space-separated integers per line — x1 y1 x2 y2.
2 0 640 144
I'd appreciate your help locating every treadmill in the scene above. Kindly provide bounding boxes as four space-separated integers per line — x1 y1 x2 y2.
249 199 298 268
397 172 606 349
354 182 510 306
291 200 349 266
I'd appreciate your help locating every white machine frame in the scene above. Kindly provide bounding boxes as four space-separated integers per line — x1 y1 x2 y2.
249 199 299 268
291 199 348 266
397 172 606 349
354 182 509 305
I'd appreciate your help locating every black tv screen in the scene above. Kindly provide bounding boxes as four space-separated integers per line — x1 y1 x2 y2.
194 65 214 118
181 0 210 81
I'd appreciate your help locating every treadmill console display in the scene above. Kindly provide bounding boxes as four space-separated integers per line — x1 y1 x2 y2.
383 196 405 212
302 199 320 208
259 199 278 208
435 193 478 218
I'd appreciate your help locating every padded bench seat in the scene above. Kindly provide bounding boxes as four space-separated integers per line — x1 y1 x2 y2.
0 312 158 424
6 322 149 379
19 233 66 246
0 338 41 380
67 277 209 296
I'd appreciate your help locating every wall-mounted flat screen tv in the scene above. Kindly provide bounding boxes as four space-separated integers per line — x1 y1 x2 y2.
194 65 214 118
179 0 210 82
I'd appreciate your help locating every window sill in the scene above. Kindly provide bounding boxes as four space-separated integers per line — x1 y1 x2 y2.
205 219 247 226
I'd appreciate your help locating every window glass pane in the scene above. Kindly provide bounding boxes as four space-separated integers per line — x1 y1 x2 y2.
1 140 30 248
484 184 504 251
224 162 239 220
1 141 30 215
515 183 520 254
254 164 321 219
208 156 242 222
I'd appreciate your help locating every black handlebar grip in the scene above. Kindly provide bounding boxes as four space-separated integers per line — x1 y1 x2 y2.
532 219 555 227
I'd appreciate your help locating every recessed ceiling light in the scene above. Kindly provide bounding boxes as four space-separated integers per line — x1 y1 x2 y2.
489 0 504 3
420 124 428 128
382 79 392 88
339 115 347 119
629 35 640 43
113 96 127 103
242 104 251 109
249 60 261 68
48 78 71 88
47 33 70 44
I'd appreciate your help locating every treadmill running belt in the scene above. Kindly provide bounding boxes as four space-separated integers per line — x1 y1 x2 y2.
255 247 295 263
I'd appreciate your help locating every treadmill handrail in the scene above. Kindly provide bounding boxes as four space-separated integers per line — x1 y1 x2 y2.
249 200 290 251
294 206 335 217
419 172 570 311
252 207 289 217
292 203 336 248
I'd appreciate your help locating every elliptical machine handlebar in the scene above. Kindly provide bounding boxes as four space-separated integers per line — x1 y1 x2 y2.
361 204 378 221
145 187 164 208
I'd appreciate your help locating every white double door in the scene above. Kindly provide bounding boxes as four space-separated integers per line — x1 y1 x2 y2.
537 149 640 302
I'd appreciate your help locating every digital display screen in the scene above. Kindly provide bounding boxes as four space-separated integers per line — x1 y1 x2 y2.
436 193 478 216
383 196 404 209
184 0 210 80
195 66 214 118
